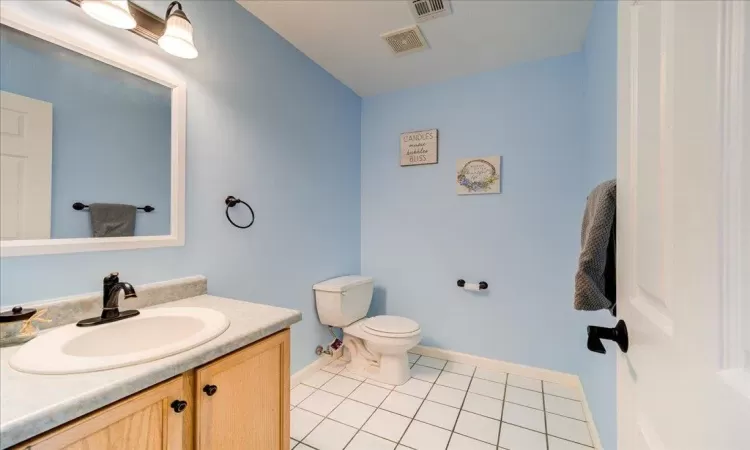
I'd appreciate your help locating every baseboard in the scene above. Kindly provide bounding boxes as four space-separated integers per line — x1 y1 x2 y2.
290 347 344 388
411 345 579 386
576 378 605 450
411 345 604 449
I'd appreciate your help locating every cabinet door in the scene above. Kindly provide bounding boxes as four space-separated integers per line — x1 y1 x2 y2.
196 329 290 450
18 376 188 450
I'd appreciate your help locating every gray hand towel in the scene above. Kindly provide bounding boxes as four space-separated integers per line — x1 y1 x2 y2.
88 203 137 238
574 180 616 311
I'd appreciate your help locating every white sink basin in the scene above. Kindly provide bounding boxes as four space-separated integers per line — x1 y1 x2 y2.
9 307 230 375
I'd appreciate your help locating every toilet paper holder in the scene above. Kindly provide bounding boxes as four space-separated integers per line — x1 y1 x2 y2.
457 279 488 290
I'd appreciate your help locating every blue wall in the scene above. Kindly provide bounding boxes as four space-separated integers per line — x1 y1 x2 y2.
361 52 595 384
0 0 362 373
584 0 618 188
581 1 619 448
0 25 171 238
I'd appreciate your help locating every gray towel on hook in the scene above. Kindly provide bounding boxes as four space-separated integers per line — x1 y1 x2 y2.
88 203 137 238
574 180 616 311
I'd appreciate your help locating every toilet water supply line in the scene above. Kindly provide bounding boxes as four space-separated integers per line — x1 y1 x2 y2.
315 326 343 356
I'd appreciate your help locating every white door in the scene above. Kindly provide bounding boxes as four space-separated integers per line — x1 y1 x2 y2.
0 90 53 240
617 1 750 449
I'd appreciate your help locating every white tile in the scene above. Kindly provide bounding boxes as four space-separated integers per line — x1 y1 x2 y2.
414 355 447 370
462 392 504 420
414 400 459 430
302 370 336 388
295 445 315 450
505 385 543 409
291 384 316 406
469 378 506 400
362 409 411 442
322 359 348 374
546 413 593 446
321 375 362 397
436 372 471 390
340 368 368 381
454 410 500 445
396 447 412 450
498 423 547 450
291 438 298 449
329 399 376 428
346 431 397 450
507 374 542 392
298 390 345 416
543 381 582 400
380 391 423 418
291 408 324 440
410 364 441 383
448 433 496 450
444 361 475 376
349 382 390 407
303 418 357 450
548 435 594 450
544 394 586 420
474 367 507 384
365 378 396 389
400 420 452 450
502 402 546 433
408 353 421 363
394 378 432 398
426 384 466 408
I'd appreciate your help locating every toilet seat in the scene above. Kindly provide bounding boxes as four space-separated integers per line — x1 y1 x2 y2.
362 315 421 338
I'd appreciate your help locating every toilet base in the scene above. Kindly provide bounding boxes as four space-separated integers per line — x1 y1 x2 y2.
342 329 420 386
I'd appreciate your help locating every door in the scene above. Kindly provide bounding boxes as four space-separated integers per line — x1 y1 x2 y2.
196 329 290 449
0 90 53 240
17 376 188 450
617 1 750 449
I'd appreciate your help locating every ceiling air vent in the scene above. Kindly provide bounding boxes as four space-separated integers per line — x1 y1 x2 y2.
381 25 429 56
409 0 452 22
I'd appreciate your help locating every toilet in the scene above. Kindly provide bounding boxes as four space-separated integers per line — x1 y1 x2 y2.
313 276 421 386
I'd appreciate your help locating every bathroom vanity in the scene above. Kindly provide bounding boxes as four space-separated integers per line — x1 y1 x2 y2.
0 286 301 450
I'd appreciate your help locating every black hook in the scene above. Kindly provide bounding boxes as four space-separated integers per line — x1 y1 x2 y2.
587 320 629 354
225 196 255 229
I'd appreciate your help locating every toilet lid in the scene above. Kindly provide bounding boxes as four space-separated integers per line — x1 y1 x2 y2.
363 316 420 337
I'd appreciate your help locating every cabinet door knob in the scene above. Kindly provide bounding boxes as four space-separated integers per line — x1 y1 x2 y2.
170 399 188 413
203 384 218 396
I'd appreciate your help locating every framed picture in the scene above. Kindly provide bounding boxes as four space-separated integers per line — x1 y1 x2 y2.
456 156 502 195
400 129 438 166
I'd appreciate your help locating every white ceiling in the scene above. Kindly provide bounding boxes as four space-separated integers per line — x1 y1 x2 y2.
238 0 594 97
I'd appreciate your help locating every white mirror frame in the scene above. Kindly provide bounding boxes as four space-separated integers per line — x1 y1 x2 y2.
0 6 186 257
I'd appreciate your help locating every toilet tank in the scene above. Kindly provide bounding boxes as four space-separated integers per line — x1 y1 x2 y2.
313 276 373 327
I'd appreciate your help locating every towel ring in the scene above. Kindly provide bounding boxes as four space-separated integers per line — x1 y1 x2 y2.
225 196 255 229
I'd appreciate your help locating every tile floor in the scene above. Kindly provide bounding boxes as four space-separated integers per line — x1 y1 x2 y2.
290 353 597 450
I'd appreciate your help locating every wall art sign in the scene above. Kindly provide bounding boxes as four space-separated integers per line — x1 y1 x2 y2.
456 156 502 195
400 129 438 166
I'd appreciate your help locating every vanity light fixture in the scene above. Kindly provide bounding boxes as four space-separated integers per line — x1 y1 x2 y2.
69 0 198 59
80 0 136 30
158 1 198 59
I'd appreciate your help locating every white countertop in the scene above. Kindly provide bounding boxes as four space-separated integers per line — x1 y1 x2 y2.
0 295 301 448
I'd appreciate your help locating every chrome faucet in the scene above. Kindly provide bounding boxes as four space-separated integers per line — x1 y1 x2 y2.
77 272 140 327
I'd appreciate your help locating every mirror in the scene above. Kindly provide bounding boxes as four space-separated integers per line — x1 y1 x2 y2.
0 11 185 257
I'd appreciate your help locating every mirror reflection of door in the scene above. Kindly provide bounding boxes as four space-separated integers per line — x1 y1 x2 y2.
0 90 52 240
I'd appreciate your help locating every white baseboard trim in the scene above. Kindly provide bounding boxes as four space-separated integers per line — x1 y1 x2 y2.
291 348 344 388
411 345 578 386
411 345 604 449
576 378 605 450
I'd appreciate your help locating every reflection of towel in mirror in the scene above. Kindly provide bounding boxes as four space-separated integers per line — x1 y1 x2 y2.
88 203 137 237
575 180 616 312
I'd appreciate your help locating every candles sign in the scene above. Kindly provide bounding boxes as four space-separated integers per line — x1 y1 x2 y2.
400 129 438 166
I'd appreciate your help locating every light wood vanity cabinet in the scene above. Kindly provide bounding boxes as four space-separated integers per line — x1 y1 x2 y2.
17 329 290 450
